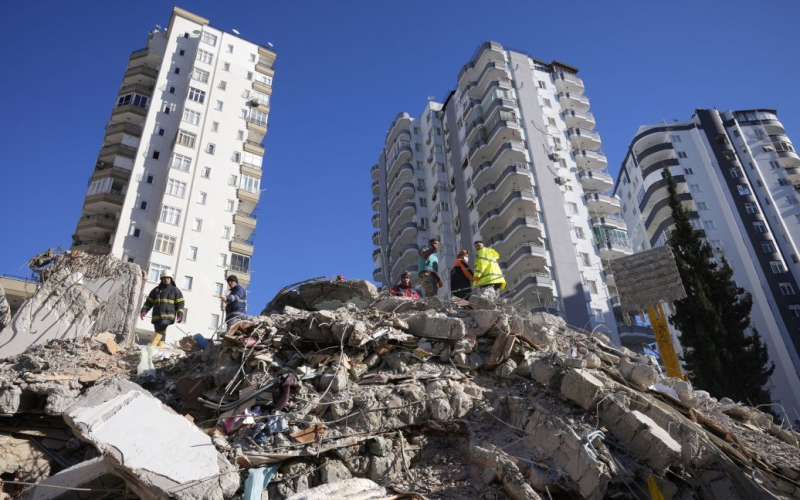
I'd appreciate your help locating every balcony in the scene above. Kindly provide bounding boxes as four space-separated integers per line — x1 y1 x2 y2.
389 202 416 234
129 47 149 61
372 196 380 211
506 273 553 303
468 120 523 164
386 112 412 148
579 170 614 192
488 216 543 257
393 221 418 249
372 248 381 260
237 189 260 213
124 65 158 82
574 149 608 171
501 243 548 286
388 182 415 214
91 163 132 183
597 238 633 260
246 118 268 138
372 230 381 245
226 267 250 287
105 122 143 141
391 243 420 276
457 41 505 88
604 268 616 288
618 325 655 349
585 193 621 215
479 190 537 232
371 164 379 180
244 140 264 156
468 62 510 97
476 163 533 212
567 128 601 151
636 142 675 170
256 62 275 78
252 79 272 94
472 143 529 191
117 82 154 98
73 241 111 255
111 103 148 120
786 167 800 185
775 141 800 168
562 110 595 130
373 267 383 282
84 189 125 212
388 164 414 193
230 237 254 257
241 162 262 179
591 215 627 231
371 180 380 195
371 213 381 228
554 72 585 94
98 143 138 163
76 214 118 238
557 92 590 112
234 210 257 233
387 144 413 179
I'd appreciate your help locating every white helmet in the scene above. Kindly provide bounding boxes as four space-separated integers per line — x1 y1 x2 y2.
160 269 173 279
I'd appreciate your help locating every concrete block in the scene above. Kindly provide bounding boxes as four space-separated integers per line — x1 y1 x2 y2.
629 364 659 389
64 379 239 499
494 359 517 379
25 457 115 500
405 312 465 340
564 358 586 369
285 478 387 500
371 296 430 314
470 310 508 333
619 411 681 471
560 369 605 411
469 287 499 310
585 353 601 369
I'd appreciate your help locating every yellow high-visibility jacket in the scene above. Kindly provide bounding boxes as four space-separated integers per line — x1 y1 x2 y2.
472 247 506 290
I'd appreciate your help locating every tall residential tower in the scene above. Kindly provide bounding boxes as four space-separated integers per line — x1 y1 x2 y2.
71 7 275 340
372 42 628 340
615 108 800 416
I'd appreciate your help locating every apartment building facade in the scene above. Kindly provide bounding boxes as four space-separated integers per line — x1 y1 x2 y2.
71 7 275 340
615 108 800 415
372 42 627 340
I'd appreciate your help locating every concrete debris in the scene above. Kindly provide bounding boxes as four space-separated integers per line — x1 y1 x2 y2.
0 250 143 359
0 284 11 332
0 274 799 499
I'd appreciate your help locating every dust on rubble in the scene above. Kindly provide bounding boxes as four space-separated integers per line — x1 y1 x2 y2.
0 278 799 500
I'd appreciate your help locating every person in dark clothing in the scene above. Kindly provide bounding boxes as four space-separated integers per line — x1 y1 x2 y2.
220 275 247 329
390 271 421 299
140 270 185 346
450 249 473 300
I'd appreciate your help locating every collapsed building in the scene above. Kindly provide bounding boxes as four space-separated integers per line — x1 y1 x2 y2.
1 252 800 499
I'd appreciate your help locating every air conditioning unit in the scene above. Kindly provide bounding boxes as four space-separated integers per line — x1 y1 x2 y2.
556 176 568 185
549 153 562 161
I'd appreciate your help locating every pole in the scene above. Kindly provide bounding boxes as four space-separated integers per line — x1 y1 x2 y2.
646 303 685 380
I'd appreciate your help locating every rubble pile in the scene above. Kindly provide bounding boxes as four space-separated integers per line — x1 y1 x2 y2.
1 277 800 499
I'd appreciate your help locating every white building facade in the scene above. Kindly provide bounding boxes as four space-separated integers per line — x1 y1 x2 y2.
373 42 626 340
71 7 275 340
615 108 800 416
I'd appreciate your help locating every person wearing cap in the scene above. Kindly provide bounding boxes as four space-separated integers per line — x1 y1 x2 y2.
450 249 473 300
220 275 247 329
417 238 443 298
390 271 420 299
472 240 506 291
140 269 185 346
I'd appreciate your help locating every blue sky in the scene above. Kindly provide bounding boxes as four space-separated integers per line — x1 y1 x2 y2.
1 0 799 312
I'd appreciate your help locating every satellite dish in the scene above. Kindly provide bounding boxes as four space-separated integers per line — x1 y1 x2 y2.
232 29 240 35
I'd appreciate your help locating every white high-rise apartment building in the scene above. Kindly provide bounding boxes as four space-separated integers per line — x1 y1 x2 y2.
372 42 628 341
615 108 800 415
71 7 275 340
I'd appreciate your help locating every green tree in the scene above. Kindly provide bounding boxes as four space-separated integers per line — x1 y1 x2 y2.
664 169 773 405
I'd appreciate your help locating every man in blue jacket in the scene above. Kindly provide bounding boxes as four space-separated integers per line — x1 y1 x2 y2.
220 275 247 330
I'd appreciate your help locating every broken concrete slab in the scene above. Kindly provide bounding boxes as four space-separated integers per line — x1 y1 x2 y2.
285 478 390 500
24 457 124 500
63 379 239 499
265 279 378 313
468 287 499 310
371 296 430 314
0 251 143 359
405 311 465 340
561 368 606 411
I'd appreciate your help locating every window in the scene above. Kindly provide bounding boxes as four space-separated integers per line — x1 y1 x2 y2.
215 100 223 111
188 246 198 260
176 130 197 148
169 86 175 94
703 220 716 230
117 93 149 109
779 178 792 186
543 98 552 108
182 108 201 125
198 192 207 205
246 71 253 80
222 226 231 239
193 218 203 231
174 67 180 74
622 203 628 214
538 80 546 89
231 253 250 273
184 276 193 290
236 130 245 141
153 233 176 255
690 219 702 230
587 280 598 294
737 185 751 196
547 117 556 127
419 197 427 207
683 167 693 175
240 175 260 193
127 257 135 263
592 309 604 323
730 168 742 178
769 160 781 169
159 205 182 225
158 128 165 136
133 228 141 238
696 201 708 210
710 240 722 249
753 221 767 233
771 261 786 273
255 73 272 86
688 184 700 193
575 227 585 239
744 202 759 214
677 151 688 159
148 263 171 283
170 153 192 172
146 174 154 184
218 253 227 267
215 283 224 296
188 87 206 103
139 201 148 210
163 104 171 114
201 32 217 46
762 241 776 253
192 68 210 83
211 121 219 132
568 202 578 215
210 314 220 329
787 196 799 205
152 151 160 159
580 252 591 267
232 152 241 162
162 180 187 201
226 44 234 53
197 49 213 64
250 109 268 126
249 53 257 62
201 167 211 179
205 143 217 155
226 199 235 212
637 187 646 203
218 81 227 91
228 175 238 186
670 134 682 143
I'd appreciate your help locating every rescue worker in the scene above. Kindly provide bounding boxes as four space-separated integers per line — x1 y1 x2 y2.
140 270 185 346
472 241 506 291
390 271 420 298
449 249 473 300
417 238 442 298
220 275 247 329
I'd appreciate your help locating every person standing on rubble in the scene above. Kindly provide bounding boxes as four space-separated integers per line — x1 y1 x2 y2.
140 270 185 346
390 271 421 298
417 238 443 298
450 249 473 300
472 241 506 291
220 275 247 329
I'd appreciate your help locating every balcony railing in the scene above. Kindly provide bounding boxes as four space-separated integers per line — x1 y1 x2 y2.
232 237 254 246
236 210 257 220
241 161 262 171
245 140 264 150
79 214 118 223
226 264 251 275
